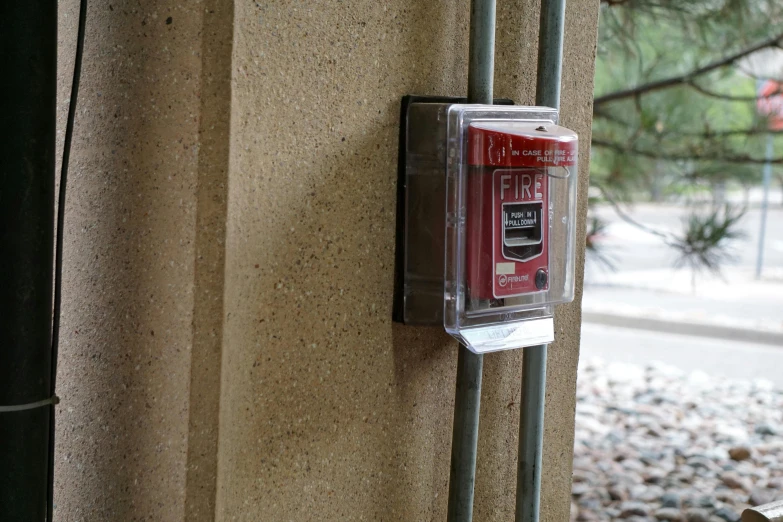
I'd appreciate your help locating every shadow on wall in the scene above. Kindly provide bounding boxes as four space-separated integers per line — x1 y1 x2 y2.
183 0 234 520
222 105 458 520
55 2 207 520
215 1 474 519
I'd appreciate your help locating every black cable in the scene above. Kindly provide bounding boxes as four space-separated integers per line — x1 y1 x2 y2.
47 1 87 520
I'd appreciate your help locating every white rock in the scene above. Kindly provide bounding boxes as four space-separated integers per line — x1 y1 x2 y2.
573 361 783 522
606 362 646 384
714 423 749 442
688 370 711 387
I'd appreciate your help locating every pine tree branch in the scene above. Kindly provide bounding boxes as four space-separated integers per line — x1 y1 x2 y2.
591 181 675 244
594 108 631 125
676 128 783 138
593 109 783 138
592 137 783 164
737 65 783 82
599 0 693 12
687 81 783 102
593 115 780 140
594 32 783 107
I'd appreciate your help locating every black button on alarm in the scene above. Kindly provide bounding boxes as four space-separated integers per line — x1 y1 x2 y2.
535 269 548 290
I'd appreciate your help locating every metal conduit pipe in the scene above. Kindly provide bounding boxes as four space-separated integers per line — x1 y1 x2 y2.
534 0 567 111
516 1 567 521
515 344 548 522
447 0 495 521
447 348 484 522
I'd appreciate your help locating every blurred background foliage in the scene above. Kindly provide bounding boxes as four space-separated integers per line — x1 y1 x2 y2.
589 0 783 271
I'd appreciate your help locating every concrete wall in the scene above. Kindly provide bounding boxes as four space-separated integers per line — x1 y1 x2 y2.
56 0 598 520
55 1 231 519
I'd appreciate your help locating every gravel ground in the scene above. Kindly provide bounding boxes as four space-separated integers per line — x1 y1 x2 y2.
572 358 783 522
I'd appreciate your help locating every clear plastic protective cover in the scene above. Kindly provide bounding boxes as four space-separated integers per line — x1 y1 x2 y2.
443 105 578 352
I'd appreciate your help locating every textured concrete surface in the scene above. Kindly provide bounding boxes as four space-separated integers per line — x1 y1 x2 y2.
54 0 598 520
216 1 598 521
55 1 230 520
215 3 471 519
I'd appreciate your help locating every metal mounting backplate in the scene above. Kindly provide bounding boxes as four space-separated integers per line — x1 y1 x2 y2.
392 95 513 325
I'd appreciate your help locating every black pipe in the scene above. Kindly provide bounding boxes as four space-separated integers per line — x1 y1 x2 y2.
0 3 58 521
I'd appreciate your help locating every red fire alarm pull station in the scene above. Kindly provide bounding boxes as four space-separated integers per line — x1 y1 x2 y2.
466 123 577 303
393 98 578 353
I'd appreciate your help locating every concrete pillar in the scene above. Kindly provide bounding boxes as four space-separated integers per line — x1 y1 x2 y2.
55 1 231 519
55 1 598 520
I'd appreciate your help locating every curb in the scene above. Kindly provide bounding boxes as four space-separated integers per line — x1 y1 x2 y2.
582 311 783 348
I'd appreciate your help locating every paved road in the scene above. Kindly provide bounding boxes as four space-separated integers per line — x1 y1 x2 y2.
583 199 783 332
582 284 783 333
587 201 783 274
580 198 783 381
580 322 783 385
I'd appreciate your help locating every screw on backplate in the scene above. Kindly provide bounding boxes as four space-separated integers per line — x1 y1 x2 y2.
535 126 547 132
